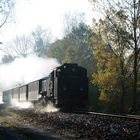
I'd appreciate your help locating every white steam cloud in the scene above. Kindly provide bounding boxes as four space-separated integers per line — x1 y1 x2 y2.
0 54 60 91
35 102 59 113
11 100 34 109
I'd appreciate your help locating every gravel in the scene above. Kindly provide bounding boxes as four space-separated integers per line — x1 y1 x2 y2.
11 108 140 140
0 109 66 140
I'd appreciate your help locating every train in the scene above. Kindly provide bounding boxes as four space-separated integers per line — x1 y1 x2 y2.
2 63 88 109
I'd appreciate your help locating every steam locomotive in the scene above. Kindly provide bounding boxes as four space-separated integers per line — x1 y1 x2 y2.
2 63 88 109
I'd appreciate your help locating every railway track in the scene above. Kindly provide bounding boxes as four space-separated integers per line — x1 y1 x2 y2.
73 111 140 120
89 111 140 120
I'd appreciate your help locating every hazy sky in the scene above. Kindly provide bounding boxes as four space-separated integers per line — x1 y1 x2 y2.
0 0 94 43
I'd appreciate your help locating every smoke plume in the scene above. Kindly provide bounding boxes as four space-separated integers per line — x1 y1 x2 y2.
0 54 60 102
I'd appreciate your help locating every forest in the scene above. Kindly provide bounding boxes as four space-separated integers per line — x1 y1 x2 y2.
0 0 140 114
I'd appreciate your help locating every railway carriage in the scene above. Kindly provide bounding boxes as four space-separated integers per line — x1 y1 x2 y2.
12 87 19 101
19 85 28 101
28 80 41 101
3 89 12 104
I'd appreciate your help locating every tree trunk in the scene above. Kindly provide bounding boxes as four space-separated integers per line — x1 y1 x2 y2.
131 0 138 114
120 82 125 114
120 61 126 114
132 49 138 114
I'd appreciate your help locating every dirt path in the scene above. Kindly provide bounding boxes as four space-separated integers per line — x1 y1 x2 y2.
0 109 66 140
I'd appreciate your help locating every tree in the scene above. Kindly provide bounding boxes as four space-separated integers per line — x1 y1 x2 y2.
63 12 86 36
1 54 14 63
47 38 72 63
93 14 132 113
92 37 127 113
0 0 15 29
32 26 51 57
4 35 34 58
90 0 140 114
48 23 96 76
67 23 95 74
64 45 78 63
